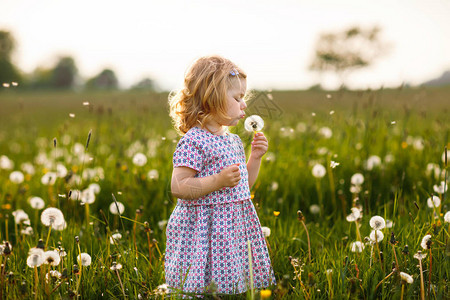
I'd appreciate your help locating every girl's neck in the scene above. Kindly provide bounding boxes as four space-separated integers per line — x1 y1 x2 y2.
197 121 227 136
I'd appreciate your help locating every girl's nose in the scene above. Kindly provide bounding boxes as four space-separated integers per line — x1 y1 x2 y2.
241 101 247 110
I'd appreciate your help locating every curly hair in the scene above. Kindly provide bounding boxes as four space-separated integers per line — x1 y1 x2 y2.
168 55 247 135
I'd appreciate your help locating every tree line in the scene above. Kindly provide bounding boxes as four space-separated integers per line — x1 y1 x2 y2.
0 30 157 91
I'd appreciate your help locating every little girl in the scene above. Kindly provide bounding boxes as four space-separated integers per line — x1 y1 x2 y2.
165 55 276 296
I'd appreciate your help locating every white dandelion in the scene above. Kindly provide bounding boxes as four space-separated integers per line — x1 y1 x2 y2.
12 209 30 224
330 161 340 168
318 127 332 139
351 173 364 186
88 183 101 194
43 250 61 266
312 164 326 178
110 233 122 244
52 220 67 231
365 155 382 170
9 171 24 184
400 272 414 284
158 219 168 230
261 226 271 238
27 247 45 268
386 219 394 228
147 169 159 180
41 172 57 185
244 115 264 132
350 241 365 253
427 196 441 208
350 185 362 194
110 262 122 271
132 153 147 167
369 230 384 243
346 207 361 222
433 181 447 195
425 163 441 178
420 234 432 250
21 226 34 235
444 211 450 223
21 162 36 175
41 207 65 227
109 202 125 215
29 197 45 210
70 189 81 201
369 216 386 230
414 251 427 260
309 204 321 215
0 155 14 170
81 189 96 204
77 253 92 266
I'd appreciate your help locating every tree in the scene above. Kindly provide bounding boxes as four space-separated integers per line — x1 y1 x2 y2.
130 77 157 91
309 26 388 88
85 68 119 90
51 56 79 89
0 30 22 85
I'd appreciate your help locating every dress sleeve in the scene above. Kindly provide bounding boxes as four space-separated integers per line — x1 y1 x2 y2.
172 135 204 172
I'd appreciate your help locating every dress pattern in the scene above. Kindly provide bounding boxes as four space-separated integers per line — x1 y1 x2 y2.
165 126 276 295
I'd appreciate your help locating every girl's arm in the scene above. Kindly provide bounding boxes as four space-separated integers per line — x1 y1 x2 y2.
247 132 268 189
171 164 241 200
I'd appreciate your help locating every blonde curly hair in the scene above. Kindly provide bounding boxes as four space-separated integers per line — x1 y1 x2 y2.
168 55 247 135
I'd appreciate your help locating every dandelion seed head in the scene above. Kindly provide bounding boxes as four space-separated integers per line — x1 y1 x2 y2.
351 173 364 186
433 181 447 194
346 207 361 222
69 113 75 118
12 209 30 224
312 164 326 178
44 250 61 266
9 171 24 184
109 201 125 215
420 234 432 250
350 241 365 253
414 251 427 260
369 230 384 243
110 233 122 244
77 253 92 266
41 207 65 227
27 247 45 268
147 169 159 180
330 161 340 168
444 211 450 223
309 204 320 215
41 172 57 185
80 189 95 204
369 216 386 230
110 262 122 271
244 115 264 132
399 272 413 284
132 153 147 166
427 196 441 208
29 196 45 210
261 226 271 238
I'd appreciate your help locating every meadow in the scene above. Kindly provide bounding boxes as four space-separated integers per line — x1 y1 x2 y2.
0 85 449 299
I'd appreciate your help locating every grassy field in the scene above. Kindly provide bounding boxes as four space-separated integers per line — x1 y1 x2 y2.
0 86 449 299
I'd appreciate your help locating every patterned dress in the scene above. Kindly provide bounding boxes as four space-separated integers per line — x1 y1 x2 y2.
165 126 276 295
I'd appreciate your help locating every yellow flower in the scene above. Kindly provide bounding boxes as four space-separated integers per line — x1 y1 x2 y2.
401 142 408 149
273 211 280 217
260 289 272 299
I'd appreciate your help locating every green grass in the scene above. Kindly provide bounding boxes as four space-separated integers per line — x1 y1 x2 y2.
0 86 449 299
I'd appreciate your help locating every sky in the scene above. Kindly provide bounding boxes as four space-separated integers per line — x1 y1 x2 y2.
1 0 450 91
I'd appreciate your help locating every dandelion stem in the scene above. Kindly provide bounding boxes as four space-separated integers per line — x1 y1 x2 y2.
115 269 126 299
355 220 362 243
300 220 312 263
374 270 395 292
34 266 39 300
391 244 400 272
45 226 52 249
146 231 153 276
418 258 425 300
428 248 432 297
400 283 405 300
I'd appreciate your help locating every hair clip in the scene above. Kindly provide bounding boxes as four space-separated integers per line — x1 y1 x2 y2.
230 69 239 76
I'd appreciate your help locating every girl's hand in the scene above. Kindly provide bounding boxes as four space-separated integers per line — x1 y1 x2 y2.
250 132 268 160
218 163 241 188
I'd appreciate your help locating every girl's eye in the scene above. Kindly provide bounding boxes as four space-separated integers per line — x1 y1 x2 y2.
235 98 241 102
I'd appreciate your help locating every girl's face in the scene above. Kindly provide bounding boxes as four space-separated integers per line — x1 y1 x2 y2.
221 77 247 127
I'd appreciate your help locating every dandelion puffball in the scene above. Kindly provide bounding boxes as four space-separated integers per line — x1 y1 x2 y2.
43 250 61 266
12 209 30 224
27 247 45 268
444 211 450 223
40 207 65 227
350 173 364 186
427 196 441 208
369 216 386 230
350 241 365 253
110 233 122 244
420 234 432 250
9 171 24 184
77 253 92 266
346 207 361 222
433 181 447 194
132 153 147 166
399 272 414 284
413 251 427 260
312 164 326 178
109 201 125 215
369 230 384 243
29 196 45 210
244 115 264 132
261 226 271 238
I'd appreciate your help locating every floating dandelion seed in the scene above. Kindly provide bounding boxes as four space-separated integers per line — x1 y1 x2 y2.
83 101 89 106
369 230 384 243
311 112 316 116
391 121 396 125
41 207 65 227
350 173 364 186
244 115 264 132
330 161 340 168
9 171 24 184
109 201 125 215
69 113 75 118
369 216 386 230
3 83 10 87
420 234 432 250
77 253 92 266
350 241 365 253
43 251 61 266
427 196 441 208
400 272 414 284
326 94 332 99
346 207 361 222
312 164 326 178
29 196 45 210
132 153 147 166
444 211 450 223
261 226 271 238
12 82 18 86
27 247 45 268
330 110 335 115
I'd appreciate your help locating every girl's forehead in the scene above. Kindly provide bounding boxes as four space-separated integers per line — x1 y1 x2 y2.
229 77 247 94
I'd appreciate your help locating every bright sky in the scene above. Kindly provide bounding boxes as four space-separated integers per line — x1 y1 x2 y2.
1 0 450 90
